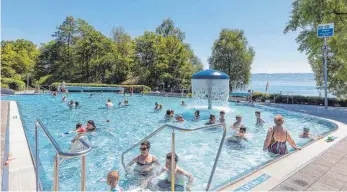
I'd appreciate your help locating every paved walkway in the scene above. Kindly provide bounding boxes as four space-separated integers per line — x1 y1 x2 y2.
264 103 347 191
1 101 9 189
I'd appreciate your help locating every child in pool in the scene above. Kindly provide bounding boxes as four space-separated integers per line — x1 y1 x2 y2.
255 111 265 126
107 170 123 192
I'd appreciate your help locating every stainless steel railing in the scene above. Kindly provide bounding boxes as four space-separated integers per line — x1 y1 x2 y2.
121 123 227 191
35 119 92 191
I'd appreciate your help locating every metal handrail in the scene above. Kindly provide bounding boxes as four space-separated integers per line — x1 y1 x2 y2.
35 119 92 191
121 123 227 191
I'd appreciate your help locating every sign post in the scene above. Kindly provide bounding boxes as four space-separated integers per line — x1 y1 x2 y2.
317 23 334 109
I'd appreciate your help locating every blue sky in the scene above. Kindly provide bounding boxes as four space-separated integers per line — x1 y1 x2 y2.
2 0 312 73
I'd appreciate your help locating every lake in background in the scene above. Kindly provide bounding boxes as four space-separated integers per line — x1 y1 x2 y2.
238 73 329 97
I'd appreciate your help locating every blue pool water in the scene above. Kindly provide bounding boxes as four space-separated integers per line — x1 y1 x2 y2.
2 93 336 191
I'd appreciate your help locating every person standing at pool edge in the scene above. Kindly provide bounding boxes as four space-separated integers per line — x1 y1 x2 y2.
263 115 300 155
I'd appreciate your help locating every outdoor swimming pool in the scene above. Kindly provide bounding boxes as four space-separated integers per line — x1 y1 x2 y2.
2 93 337 191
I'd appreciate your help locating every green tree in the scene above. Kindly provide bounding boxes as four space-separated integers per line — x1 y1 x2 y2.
209 29 255 91
1 39 39 82
111 27 135 83
285 0 347 97
156 18 186 41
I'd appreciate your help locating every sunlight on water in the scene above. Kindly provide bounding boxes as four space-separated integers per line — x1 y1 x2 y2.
2 93 336 191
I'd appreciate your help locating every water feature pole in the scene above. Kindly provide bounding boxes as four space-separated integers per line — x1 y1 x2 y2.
208 79 212 109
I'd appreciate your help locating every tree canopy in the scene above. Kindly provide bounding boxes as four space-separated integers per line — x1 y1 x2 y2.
209 29 255 91
5 16 202 90
285 0 347 97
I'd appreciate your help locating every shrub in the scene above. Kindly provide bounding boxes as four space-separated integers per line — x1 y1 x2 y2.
1 84 9 88
1 78 25 90
186 93 192 97
50 82 151 93
252 92 347 107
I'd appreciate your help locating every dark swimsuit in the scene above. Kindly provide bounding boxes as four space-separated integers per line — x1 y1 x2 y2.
136 156 155 176
268 127 288 155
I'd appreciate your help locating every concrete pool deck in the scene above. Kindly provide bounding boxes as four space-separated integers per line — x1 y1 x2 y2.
1 101 36 191
218 103 347 191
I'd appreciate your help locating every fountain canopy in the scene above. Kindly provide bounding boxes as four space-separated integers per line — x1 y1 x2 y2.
192 69 229 80
191 69 230 109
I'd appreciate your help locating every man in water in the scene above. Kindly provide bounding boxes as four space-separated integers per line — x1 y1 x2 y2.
232 115 242 130
148 153 193 191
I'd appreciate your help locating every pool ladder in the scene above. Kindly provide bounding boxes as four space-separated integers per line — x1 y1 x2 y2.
35 119 92 191
121 123 227 191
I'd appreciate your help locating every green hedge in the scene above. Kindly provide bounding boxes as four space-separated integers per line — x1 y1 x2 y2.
1 78 25 90
50 82 151 93
1 84 9 89
252 92 347 107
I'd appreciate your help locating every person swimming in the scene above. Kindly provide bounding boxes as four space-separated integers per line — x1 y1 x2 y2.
228 126 248 143
107 170 123 192
165 110 172 119
299 127 322 140
75 101 80 108
194 110 200 120
154 102 159 110
175 115 184 122
68 100 75 108
127 141 160 176
152 152 193 191
180 101 187 107
206 114 216 125
232 115 242 130
170 110 174 117
255 111 265 126
106 99 114 108
219 111 226 123
86 120 96 132
62 96 67 102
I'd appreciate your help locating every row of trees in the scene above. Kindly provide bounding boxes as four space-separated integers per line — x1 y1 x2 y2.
285 0 347 97
1 17 208 90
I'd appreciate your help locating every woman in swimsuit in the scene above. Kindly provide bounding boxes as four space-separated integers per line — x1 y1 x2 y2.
127 141 160 176
263 115 300 155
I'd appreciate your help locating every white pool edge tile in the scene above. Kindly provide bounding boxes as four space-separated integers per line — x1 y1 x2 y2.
8 101 36 191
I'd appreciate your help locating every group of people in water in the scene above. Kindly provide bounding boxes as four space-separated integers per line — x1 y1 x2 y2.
105 141 193 191
50 89 319 191
106 99 129 108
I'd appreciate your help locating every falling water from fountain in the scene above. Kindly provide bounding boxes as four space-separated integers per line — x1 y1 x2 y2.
191 69 230 110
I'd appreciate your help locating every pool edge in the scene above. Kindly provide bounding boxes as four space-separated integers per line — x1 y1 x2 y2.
7 101 37 191
215 112 346 191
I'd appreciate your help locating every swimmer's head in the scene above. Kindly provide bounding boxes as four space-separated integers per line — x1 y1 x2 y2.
255 111 261 117
195 110 200 116
239 126 247 133
106 120 110 123
220 110 225 115
140 141 150 153
76 123 83 130
87 120 96 129
75 102 79 107
303 127 310 133
107 99 111 102
107 170 119 187
274 115 284 126
236 115 242 121
166 152 178 164
166 110 171 115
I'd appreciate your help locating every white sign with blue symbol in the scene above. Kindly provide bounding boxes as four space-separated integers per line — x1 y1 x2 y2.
317 23 334 37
